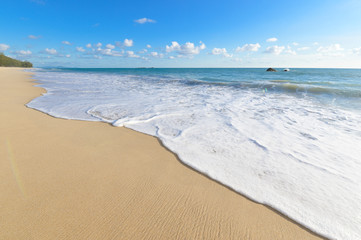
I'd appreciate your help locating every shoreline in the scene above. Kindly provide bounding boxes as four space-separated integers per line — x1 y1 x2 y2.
1 67 327 239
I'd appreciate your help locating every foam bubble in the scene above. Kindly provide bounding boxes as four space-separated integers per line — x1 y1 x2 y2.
28 69 361 240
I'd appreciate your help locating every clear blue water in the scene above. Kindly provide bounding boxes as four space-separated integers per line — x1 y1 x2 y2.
56 68 361 110
28 68 361 240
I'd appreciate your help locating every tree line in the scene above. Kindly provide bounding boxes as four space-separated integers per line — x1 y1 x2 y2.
0 53 33 68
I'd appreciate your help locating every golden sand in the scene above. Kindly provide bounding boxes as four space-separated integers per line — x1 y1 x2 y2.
0 68 326 239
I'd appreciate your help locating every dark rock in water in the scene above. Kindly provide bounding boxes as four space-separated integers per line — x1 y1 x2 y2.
266 68 277 72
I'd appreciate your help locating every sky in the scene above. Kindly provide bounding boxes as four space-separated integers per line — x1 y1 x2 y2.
1 0 361 68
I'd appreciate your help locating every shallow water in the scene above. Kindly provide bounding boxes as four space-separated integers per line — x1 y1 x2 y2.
27 68 361 240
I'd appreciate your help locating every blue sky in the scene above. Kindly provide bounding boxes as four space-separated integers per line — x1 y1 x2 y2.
1 0 361 67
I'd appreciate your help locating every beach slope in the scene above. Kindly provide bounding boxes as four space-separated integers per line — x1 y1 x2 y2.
0 68 325 239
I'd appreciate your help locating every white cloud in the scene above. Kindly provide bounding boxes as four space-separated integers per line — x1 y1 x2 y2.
211 48 226 55
95 48 123 57
134 18 156 24
76 47 86 52
284 46 296 55
96 42 102 48
94 55 102 59
146 44 151 48
150 51 164 58
45 48 57 55
86 43 92 48
313 42 319 45
16 50 32 56
28 35 41 39
66 54 71 58
353 47 361 55
99 48 112 56
125 51 139 58
124 39 133 47
292 42 299 46
106 44 115 49
0 43 10 51
166 41 206 56
166 41 180 52
235 43 261 52
317 44 344 53
317 44 344 56
169 56 175 59
297 47 310 51
266 37 278 42
211 48 232 57
264 45 285 55
62 41 71 45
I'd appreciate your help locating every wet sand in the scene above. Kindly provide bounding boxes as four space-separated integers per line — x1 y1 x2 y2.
0 68 326 239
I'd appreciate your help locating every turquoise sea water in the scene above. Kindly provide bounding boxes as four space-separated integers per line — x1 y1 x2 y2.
57 68 361 109
28 68 361 240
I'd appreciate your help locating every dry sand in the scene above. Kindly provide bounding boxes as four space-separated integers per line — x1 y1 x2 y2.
0 68 326 239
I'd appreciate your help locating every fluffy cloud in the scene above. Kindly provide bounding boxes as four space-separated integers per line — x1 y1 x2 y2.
150 51 164 58
211 48 232 57
292 42 299 46
106 44 115 49
353 47 361 55
98 48 112 56
166 41 206 56
317 44 344 54
166 41 180 52
134 18 156 24
284 46 296 55
86 43 92 48
62 41 71 45
266 37 278 42
96 48 123 57
125 51 139 58
0 43 10 51
211 48 226 55
66 54 71 58
123 39 133 47
28 35 41 39
16 50 32 56
45 48 57 55
235 43 260 52
317 44 345 57
264 45 285 55
76 47 86 52
146 44 151 48
96 42 102 48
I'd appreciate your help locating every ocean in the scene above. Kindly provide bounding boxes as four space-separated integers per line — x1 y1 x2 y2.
27 68 361 240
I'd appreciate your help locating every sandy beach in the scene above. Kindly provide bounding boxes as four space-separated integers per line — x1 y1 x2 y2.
0 68 326 239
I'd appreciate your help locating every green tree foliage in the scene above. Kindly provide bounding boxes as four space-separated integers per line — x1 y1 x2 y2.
0 53 33 68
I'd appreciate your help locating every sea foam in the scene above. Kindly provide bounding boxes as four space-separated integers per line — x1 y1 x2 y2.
27 69 361 240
